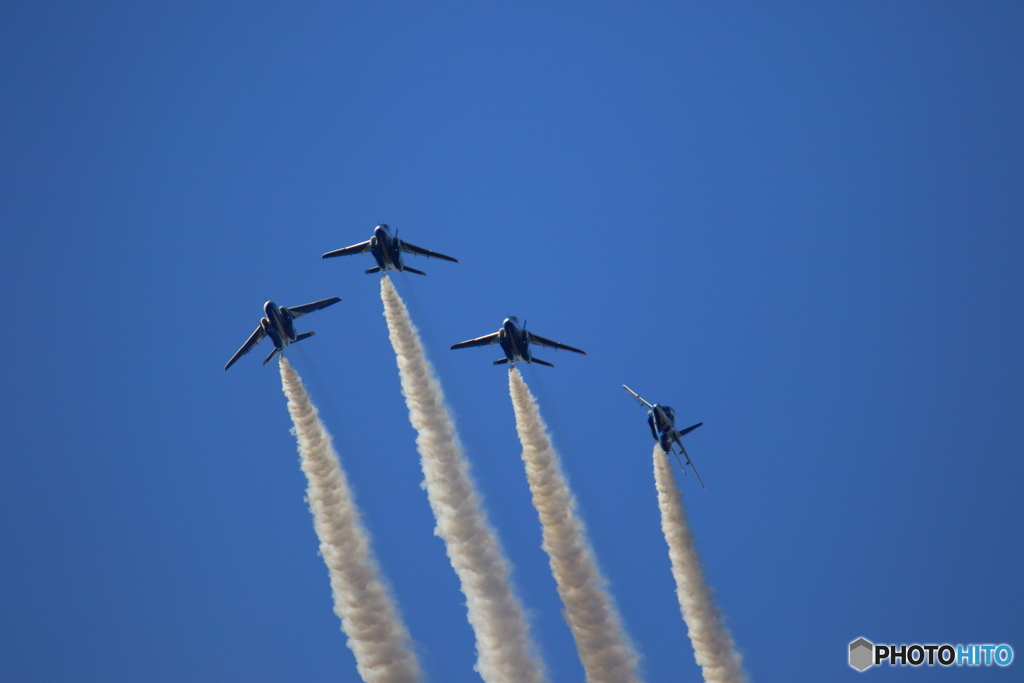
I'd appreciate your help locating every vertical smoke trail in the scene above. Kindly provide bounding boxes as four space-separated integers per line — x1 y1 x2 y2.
380 276 546 683
508 367 641 683
279 356 420 683
652 445 746 683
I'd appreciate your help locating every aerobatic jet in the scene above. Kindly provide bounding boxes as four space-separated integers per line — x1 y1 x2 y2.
450 316 587 367
623 385 706 489
224 297 342 370
321 223 458 275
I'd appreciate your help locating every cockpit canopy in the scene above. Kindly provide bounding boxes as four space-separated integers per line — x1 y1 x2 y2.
662 406 676 421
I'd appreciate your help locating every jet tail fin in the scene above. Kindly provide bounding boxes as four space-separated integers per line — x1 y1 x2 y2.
293 331 316 343
263 347 281 365
402 266 426 276
493 358 509 365
365 267 382 274
530 357 554 367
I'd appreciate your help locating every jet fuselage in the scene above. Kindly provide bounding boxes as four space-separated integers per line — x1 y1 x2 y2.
369 224 406 273
263 300 297 350
648 404 678 453
498 316 532 363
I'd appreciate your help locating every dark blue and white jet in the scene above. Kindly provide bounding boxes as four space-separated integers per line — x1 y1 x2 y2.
224 297 342 370
450 316 587 367
623 385 706 489
321 224 458 275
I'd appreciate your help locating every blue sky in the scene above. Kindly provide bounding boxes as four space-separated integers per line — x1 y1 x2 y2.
1 2 1021 681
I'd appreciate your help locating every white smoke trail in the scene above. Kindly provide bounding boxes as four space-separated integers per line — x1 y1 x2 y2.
279 356 420 683
508 367 641 683
380 276 546 683
652 445 746 683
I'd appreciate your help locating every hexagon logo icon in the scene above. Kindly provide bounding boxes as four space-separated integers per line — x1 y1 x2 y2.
850 638 874 671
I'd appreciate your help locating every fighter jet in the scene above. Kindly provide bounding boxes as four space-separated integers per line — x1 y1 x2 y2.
451 316 587 367
321 224 458 275
623 385 706 489
224 297 342 370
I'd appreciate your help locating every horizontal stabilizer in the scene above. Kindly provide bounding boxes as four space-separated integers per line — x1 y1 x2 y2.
493 358 509 365
365 267 382 274
677 422 703 438
530 357 554 367
263 347 281 365
402 266 426 276
294 331 316 343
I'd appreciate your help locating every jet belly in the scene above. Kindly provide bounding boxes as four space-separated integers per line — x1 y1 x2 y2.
389 238 405 271
266 326 284 349
267 307 292 345
369 241 389 271
499 336 517 363
501 320 526 362
280 312 297 342
369 229 392 271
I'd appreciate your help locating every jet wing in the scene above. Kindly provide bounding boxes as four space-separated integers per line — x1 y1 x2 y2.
451 332 500 349
286 296 342 318
322 240 372 259
622 385 653 408
225 325 267 371
401 241 459 263
528 332 587 355
673 434 706 490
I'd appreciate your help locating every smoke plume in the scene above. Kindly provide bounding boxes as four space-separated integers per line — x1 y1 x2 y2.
652 445 746 683
508 367 641 683
380 276 546 683
279 356 420 683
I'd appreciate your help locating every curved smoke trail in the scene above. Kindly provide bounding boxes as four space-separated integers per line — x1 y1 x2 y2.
508 367 641 683
380 276 546 683
652 445 746 683
279 356 421 683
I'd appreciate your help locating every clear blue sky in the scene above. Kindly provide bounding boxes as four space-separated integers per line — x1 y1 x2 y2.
1 2 1021 681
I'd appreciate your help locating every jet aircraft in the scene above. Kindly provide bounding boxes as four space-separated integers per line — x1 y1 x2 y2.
321 223 458 275
623 385 706 489
224 297 342 370
450 316 587 367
